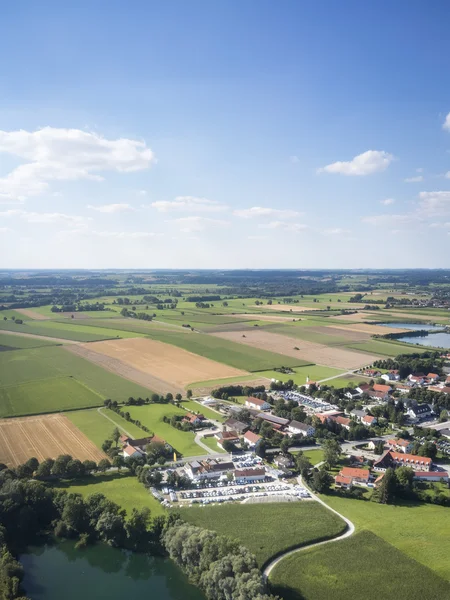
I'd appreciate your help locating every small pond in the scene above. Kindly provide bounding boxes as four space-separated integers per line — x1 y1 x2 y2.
20 542 204 600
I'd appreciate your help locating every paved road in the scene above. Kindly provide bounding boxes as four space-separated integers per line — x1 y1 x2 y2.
263 474 355 579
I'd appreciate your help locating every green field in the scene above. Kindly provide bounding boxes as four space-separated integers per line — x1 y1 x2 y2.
0 318 139 342
0 346 154 405
0 377 104 418
257 365 345 386
323 496 450 580
68 408 148 449
126 404 201 456
347 338 437 356
323 375 367 389
52 472 165 517
301 449 324 465
0 331 58 349
179 502 346 567
270 531 450 600
179 400 225 423
199 435 226 453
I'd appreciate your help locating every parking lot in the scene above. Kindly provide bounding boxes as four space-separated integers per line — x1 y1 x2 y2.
278 391 337 412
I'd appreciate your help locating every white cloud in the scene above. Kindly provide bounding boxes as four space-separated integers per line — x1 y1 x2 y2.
91 230 158 239
418 191 450 216
0 227 11 233
444 171 450 179
137 190 147 196
289 155 300 164
442 112 450 132
380 198 395 205
322 228 350 235
0 127 155 202
318 150 394 176
416 168 424 173
259 220 307 232
151 196 227 213
0 209 89 225
233 206 302 219
87 203 134 213
404 175 424 183
170 216 230 233
362 213 418 226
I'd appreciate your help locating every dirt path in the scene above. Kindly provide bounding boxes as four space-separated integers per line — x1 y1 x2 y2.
263 477 355 579
64 344 184 395
97 407 136 439
0 329 80 345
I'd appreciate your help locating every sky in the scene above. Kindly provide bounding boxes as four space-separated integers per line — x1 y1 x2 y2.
1 0 450 269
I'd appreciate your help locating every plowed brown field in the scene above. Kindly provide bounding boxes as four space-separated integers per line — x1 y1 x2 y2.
0 414 106 467
212 330 379 369
71 338 248 391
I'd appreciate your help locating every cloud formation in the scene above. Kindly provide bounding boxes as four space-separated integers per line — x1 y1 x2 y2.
0 127 155 202
170 216 230 232
258 220 307 232
380 198 395 205
443 112 450 131
318 150 394 176
404 175 424 183
418 191 450 216
87 203 134 213
233 206 302 219
151 196 227 213
0 209 88 225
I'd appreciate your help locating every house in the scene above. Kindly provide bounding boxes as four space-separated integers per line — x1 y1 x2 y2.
243 430 261 449
363 369 381 378
407 403 432 420
362 415 377 426
214 430 239 449
439 428 450 440
408 374 425 385
395 384 410 394
315 410 343 424
304 380 320 390
127 436 155 450
369 390 389 401
234 467 266 483
183 412 205 426
257 413 290 427
330 415 351 430
245 396 271 411
385 438 413 453
339 467 371 483
373 383 392 394
184 459 234 481
356 383 371 394
446 375 450 385
345 389 361 400
413 471 449 482
123 445 144 460
223 418 248 434
426 373 439 384
334 474 353 489
381 371 400 382
274 454 295 468
288 420 315 437
374 451 432 472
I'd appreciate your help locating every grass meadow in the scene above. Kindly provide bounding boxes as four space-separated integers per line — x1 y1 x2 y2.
0 318 127 342
68 408 148 448
126 404 200 457
269 531 450 600
257 365 345 386
51 472 165 517
179 502 346 567
0 331 58 349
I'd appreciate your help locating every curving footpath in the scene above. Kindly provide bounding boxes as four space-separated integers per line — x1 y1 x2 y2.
263 477 355 579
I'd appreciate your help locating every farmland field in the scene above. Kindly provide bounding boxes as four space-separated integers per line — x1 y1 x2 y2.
126 404 201 456
180 502 346 567
346 338 432 356
0 414 106 466
323 496 450 580
269 531 450 600
68 408 148 449
52 472 165 517
179 400 225 423
212 329 379 369
75 337 249 391
0 377 104 418
0 318 129 342
256 365 345 386
0 346 156 405
0 331 58 349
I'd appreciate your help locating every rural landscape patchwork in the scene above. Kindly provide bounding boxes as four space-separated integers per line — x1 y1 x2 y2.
1 268 450 599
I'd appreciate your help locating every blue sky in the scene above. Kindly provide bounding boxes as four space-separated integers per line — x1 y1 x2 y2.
1 0 450 269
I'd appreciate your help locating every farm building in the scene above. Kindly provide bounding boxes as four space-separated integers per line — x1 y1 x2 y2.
223 418 248 434
257 413 290 427
184 458 234 481
123 445 144 460
245 396 271 411
243 430 262 449
288 420 315 437
413 471 449 482
215 430 240 449
183 412 205 426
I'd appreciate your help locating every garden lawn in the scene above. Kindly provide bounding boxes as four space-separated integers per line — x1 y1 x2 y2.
0 378 104 418
322 375 366 389
180 501 346 567
256 365 345 386
68 408 148 449
323 495 450 580
301 449 324 465
269 531 450 600
0 331 58 349
0 346 155 405
179 400 225 423
126 404 200 457
52 472 165 517
199 436 226 453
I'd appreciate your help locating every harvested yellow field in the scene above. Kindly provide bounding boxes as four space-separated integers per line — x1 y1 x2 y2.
76 337 248 389
332 312 383 322
15 308 50 320
212 330 379 369
0 414 106 467
233 313 302 322
252 305 314 313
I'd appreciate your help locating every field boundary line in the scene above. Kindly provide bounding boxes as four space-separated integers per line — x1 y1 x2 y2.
97 407 139 439
263 477 355 580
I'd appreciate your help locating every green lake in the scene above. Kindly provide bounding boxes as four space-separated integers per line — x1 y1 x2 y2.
20 542 204 600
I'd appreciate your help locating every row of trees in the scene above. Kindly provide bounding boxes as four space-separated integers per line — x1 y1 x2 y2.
3 454 112 481
162 523 277 600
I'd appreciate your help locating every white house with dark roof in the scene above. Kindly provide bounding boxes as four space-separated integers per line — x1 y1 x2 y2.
288 420 315 437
